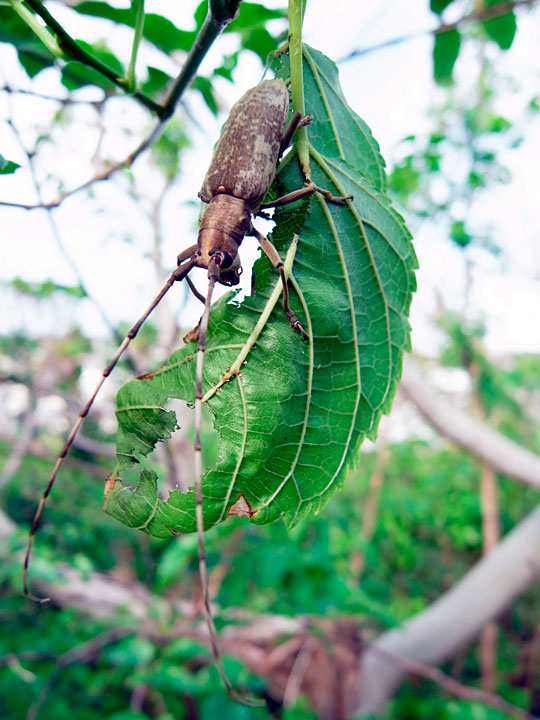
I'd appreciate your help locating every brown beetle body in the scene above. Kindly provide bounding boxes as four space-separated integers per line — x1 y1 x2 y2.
199 79 289 208
197 79 290 286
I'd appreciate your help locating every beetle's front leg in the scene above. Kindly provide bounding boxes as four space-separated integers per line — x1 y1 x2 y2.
251 228 308 341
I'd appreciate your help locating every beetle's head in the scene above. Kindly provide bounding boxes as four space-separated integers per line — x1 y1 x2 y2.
210 248 242 287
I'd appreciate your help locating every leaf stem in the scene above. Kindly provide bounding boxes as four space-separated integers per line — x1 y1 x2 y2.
127 0 145 93
8 0 62 58
288 0 311 180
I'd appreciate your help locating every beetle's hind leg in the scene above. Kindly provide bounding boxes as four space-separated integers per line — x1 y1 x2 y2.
251 228 308 341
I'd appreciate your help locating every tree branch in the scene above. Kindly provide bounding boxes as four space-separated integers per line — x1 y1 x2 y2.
22 0 163 116
352 503 540 716
159 0 242 121
5 495 540 718
1 0 243 212
369 645 539 720
338 0 538 64
400 357 540 492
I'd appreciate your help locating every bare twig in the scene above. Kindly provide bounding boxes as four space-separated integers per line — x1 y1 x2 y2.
339 0 538 63
159 0 242 121
4 110 130 352
1 0 243 212
282 636 318 707
371 645 539 720
0 120 162 211
0 84 104 107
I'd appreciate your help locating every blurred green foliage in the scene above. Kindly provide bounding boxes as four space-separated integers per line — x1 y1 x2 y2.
2 405 539 717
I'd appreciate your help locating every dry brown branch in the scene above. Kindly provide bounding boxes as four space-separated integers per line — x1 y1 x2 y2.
371 645 539 720
400 357 540 491
0 121 163 211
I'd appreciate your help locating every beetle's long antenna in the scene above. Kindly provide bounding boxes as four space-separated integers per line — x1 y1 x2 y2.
193 256 263 708
23 254 197 602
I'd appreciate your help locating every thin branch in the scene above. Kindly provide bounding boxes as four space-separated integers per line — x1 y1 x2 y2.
339 0 538 64
282 636 318 707
4 113 133 359
0 121 162 211
371 645 539 720
0 1 243 212
400 357 540 492
22 0 162 116
17 0 242 121
0 84 104 106
159 0 242 121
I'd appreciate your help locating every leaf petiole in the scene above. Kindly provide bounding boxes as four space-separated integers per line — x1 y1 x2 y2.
127 0 145 93
288 0 311 179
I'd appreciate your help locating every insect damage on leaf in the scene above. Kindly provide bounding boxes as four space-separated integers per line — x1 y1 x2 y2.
228 494 256 519
105 45 417 539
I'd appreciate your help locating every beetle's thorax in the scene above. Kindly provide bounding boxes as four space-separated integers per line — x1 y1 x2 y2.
197 194 252 286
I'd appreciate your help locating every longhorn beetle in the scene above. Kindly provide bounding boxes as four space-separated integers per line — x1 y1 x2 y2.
23 78 352 704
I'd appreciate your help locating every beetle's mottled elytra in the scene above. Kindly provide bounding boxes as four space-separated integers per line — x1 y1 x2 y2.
196 79 291 287
200 79 290 208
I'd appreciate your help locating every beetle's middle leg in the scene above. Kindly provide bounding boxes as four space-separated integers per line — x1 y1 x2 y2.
251 228 308 341
261 183 353 210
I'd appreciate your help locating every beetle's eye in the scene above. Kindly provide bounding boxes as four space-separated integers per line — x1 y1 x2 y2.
210 249 234 268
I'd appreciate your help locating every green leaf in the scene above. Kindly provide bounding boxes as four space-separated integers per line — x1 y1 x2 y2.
191 75 218 115
0 7 56 77
433 28 461 85
228 2 286 28
226 2 286 62
72 2 199 54
450 220 472 248
430 0 455 14
10 278 85 298
0 155 20 174
140 66 171 96
105 45 416 537
482 1 516 50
